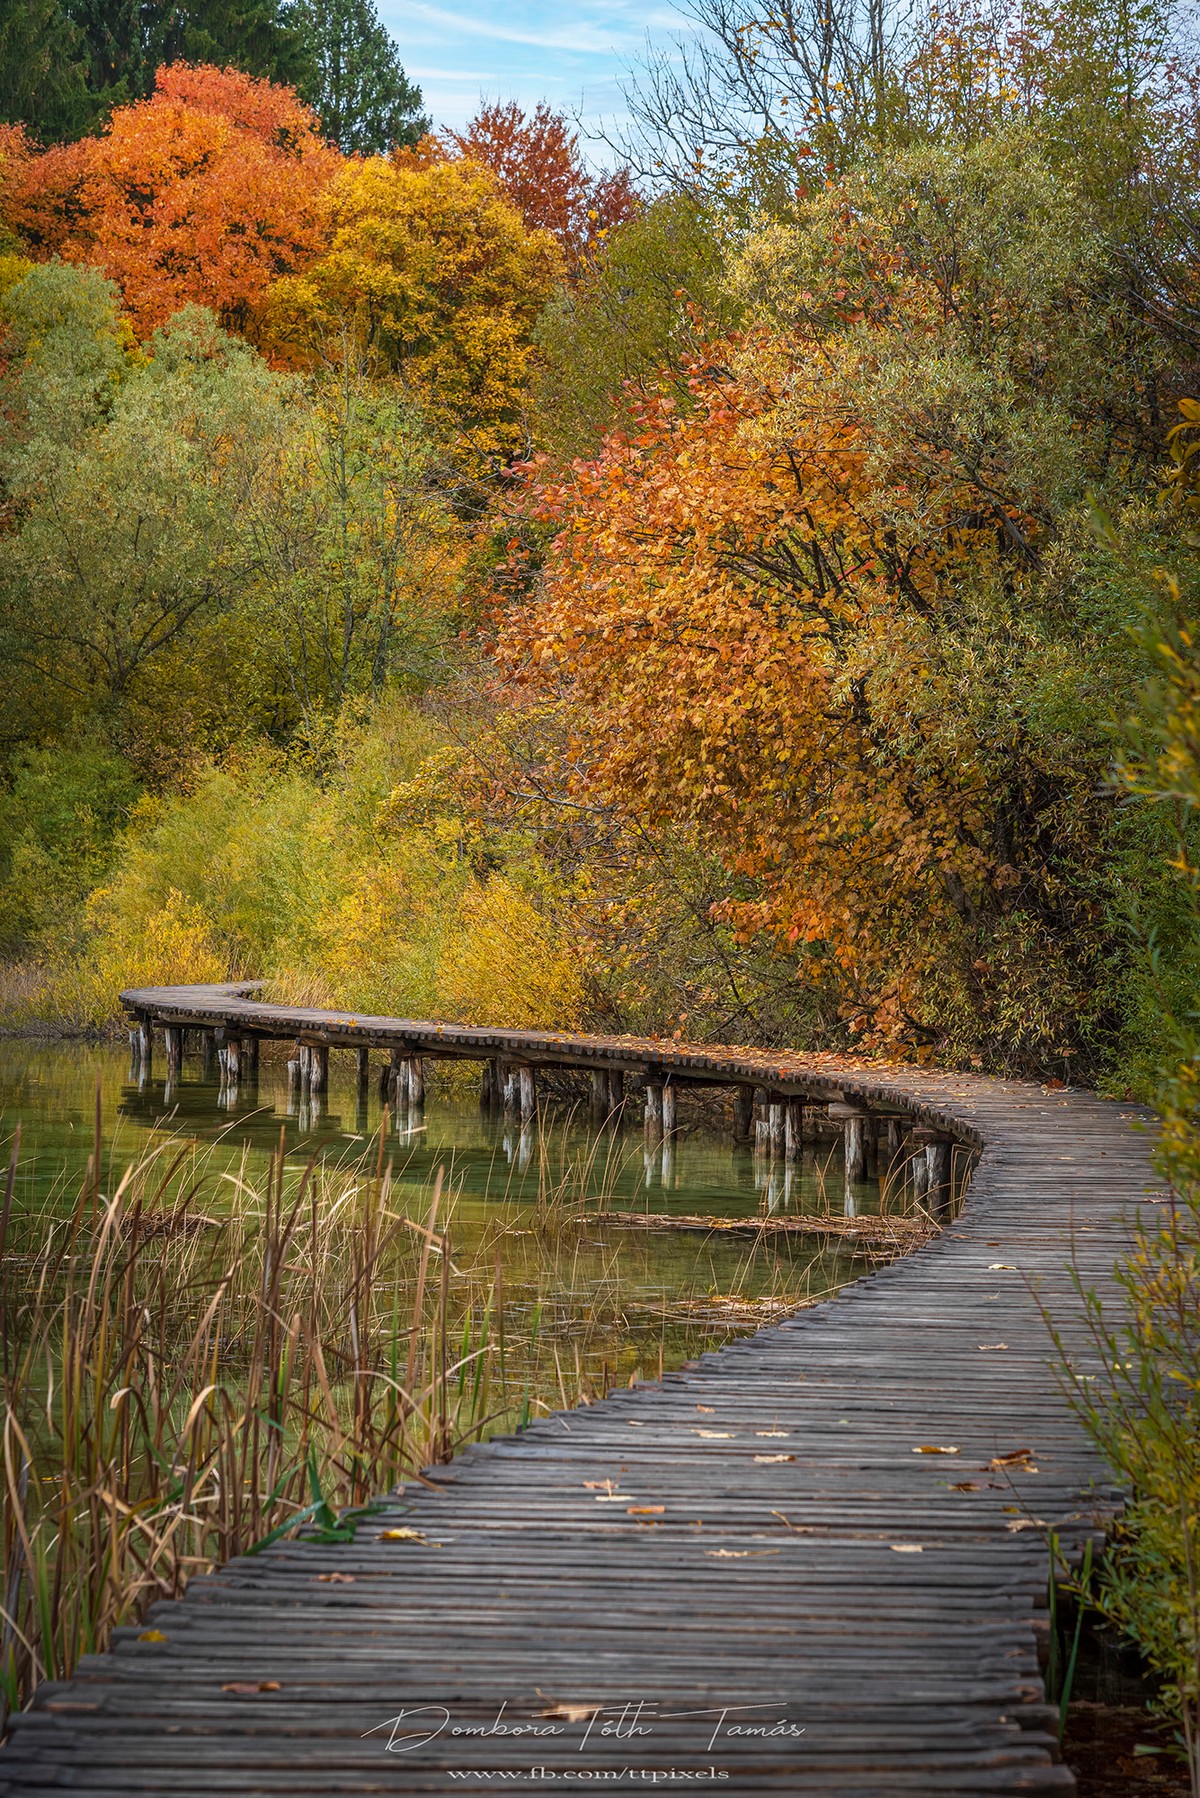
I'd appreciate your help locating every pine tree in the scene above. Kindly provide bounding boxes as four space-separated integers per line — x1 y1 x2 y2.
290 0 427 153
0 1 107 141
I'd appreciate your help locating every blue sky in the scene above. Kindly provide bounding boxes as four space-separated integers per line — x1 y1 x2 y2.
378 1 690 154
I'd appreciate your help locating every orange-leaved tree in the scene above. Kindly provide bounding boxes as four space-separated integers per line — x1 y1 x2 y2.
448 102 637 263
499 324 1106 1059
262 152 563 463
8 64 342 336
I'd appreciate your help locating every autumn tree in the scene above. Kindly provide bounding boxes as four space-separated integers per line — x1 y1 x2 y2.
449 102 637 263
7 63 341 336
262 153 563 464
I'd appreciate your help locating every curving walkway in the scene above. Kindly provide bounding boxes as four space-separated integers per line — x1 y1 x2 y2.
0 987 1162 1795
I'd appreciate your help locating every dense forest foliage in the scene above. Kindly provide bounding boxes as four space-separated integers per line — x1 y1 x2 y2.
0 0 1199 1094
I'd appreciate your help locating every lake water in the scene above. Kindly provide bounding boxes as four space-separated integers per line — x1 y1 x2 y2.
0 1036 902 1403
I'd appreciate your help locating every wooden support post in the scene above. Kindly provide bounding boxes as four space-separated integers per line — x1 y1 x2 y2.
886 1115 905 1161
606 1069 624 1115
129 1019 152 1072
164 1025 182 1075
502 1063 518 1118
661 1081 677 1138
517 1066 536 1122
201 1029 217 1076
309 1044 328 1094
910 1139 930 1204
408 1056 426 1107
733 1085 754 1142
389 1047 404 1105
590 1070 608 1121
644 1081 664 1142
242 1035 260 1075
784 1100 803 1162
481 1058 499 1112
768 1100 786 1159
356 1047 370 1094
221 1035 241 1083
841 1110 868 1184
926 1139 952 1215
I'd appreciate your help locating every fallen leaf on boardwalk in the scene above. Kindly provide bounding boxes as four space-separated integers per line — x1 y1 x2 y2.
978 1344 1009 1351
890 1544 924 1553
988 1449 1035 1468
315 1572 356 1583
913 1445 960 1455
627 1505 665 1515
706 1548 781 1558
771 1510 813 1533
695 1430 734 1439
951 1481 983 1492
756 1430 790 1438
753 1454 796 1464
695 1405 716 1413
222 1680 281 1693
137 1630 168 1643
539 1703 599 1722
1005 1518 1047 1532
378 1528 429 1543
988 1263 1017 1271
627 1421 644 1427
582 1480 618 1491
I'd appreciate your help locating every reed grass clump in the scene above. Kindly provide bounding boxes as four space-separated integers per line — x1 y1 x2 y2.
0 1109 502 1728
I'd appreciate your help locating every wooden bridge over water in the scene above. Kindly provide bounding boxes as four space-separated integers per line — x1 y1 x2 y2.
0 984 1159 1795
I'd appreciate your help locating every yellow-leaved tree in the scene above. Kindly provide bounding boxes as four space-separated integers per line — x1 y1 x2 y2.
261 152 563 464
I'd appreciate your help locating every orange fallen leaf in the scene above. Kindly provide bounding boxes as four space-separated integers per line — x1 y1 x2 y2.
695 1405 716 1413
627 1505 665 1515
951 1481 983 1492
138 1630 168 1643
913 1445 960 1455
753 1453 796 1464
988 1449 1035 1469
378 1527 431 1543
315 1572 356 1583
222 1680 281 1693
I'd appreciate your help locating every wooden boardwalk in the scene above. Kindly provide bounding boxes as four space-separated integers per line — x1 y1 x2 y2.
0 987 1161 1795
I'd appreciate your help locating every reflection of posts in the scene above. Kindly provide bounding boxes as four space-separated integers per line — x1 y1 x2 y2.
517 1066 535 1123
661 1081 676 1138
357 1047 370 1098
516 1122 534 1173
164 1026 182 1076
660 1136 676 1188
